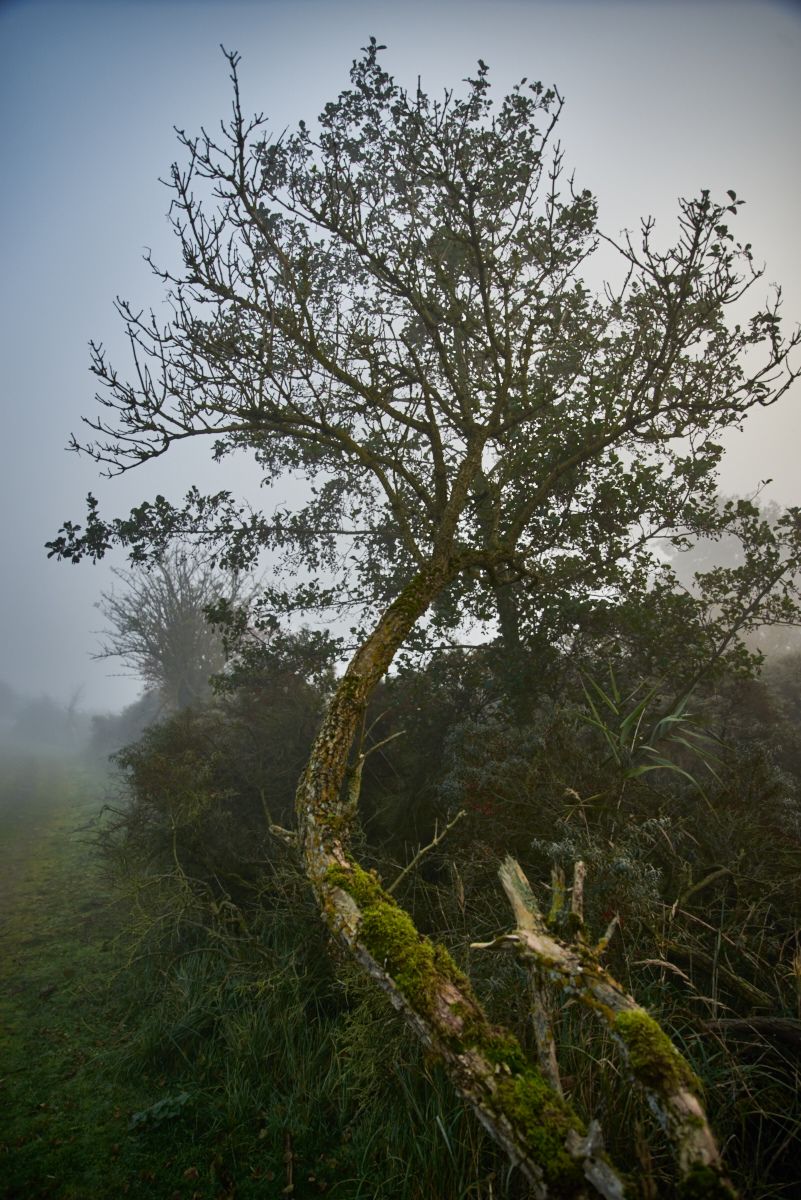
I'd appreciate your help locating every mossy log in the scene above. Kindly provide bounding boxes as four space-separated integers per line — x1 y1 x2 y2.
323 858 623 1197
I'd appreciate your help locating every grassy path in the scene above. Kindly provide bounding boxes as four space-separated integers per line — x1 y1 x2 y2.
0 754 128 1198
0 755 104 948
0 754 211 1200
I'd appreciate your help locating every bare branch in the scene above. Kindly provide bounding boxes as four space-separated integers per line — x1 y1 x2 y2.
387 808 467 895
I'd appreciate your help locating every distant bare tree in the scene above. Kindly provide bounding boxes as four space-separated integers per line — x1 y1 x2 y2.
95 548 250 710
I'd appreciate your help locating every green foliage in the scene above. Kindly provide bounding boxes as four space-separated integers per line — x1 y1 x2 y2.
48 45 801 685
0 754 200 1200
89 688 163 758
101 665 325 900
577 669 723 798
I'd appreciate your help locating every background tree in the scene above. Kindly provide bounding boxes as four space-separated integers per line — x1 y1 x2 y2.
95 546 251 711
50 42 801 1196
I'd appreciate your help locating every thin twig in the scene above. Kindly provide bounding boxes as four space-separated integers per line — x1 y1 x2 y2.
260 789 297 846
387 809 467 894
671 867 732 917
364 728 407 757
344 729 407 809
571 860 585 925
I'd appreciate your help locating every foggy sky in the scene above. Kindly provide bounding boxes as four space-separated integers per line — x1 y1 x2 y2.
1 0 799 712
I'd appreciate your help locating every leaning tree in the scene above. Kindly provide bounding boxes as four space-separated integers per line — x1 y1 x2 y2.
49 42 801 1197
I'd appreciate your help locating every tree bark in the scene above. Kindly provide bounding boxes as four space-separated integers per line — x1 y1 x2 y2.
296 556 464 888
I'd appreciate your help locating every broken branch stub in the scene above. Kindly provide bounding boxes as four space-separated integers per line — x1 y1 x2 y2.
487 858 737 1199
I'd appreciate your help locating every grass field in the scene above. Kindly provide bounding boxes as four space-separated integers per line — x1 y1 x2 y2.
0 752 253 1200
7 747 797 1199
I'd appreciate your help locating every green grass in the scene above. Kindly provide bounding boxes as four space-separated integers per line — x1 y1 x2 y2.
0 752 195 1199
0 752 511 1200
7 747 797 1199
0 753 300 1199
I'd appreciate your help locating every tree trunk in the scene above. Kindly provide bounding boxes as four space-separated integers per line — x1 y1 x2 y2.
495 575 521 651
296 557 461 885
294 560 732 1199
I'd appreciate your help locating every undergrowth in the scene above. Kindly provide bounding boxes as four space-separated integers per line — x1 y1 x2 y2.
0 752 514 1199
6 649 801 1197
90 654 801 1197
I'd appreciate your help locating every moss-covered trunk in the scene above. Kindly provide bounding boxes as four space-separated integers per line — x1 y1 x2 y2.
296 557 459 888
293 560 738 1197
294 560 626 1198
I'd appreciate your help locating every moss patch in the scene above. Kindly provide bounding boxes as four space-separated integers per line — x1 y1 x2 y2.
326 861 389 911
448 1006 530 1076
562 911 586 940
613 1009 699 1096
677 1161 736 1200
387 569 438 623
491 1073 584 1195
325 862 470 1016
361 904 441 1009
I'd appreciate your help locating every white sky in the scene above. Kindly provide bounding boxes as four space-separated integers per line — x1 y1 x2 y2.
1 0 799 711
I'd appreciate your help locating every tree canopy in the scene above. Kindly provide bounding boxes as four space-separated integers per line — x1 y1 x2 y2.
94 547 250 711
50 42 799 673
